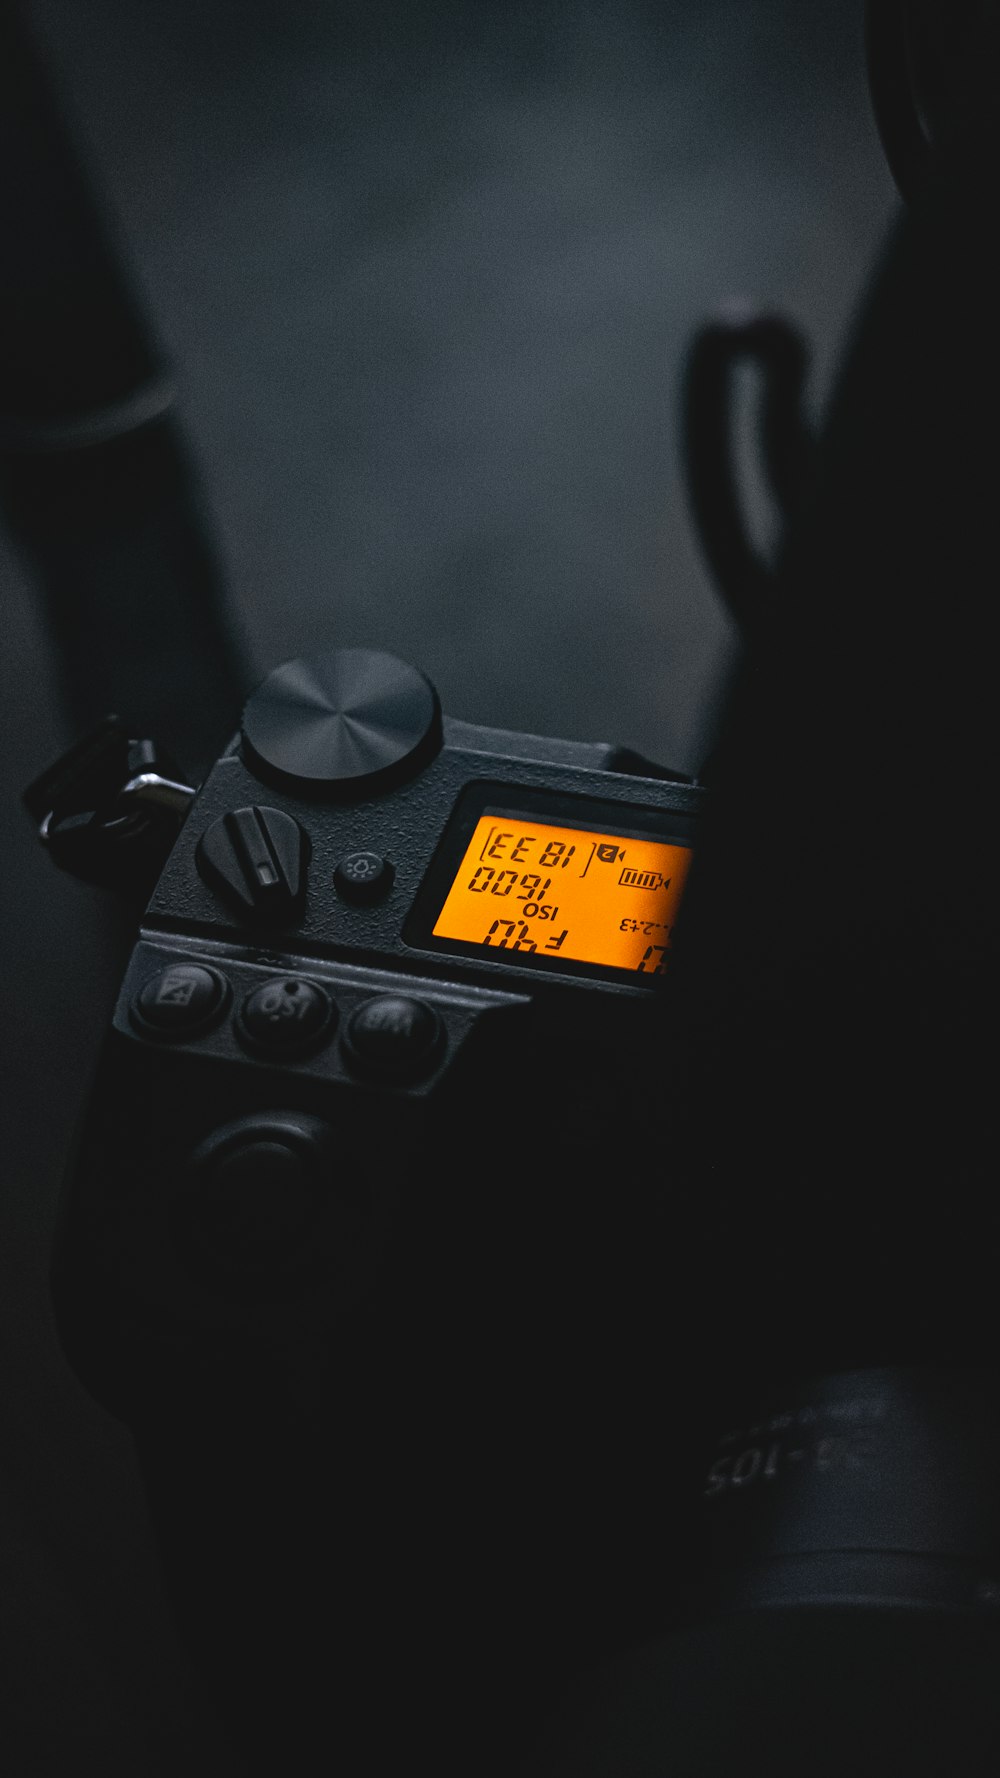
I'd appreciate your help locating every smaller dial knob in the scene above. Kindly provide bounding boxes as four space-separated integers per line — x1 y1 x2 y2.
240 648 442 796
196 804 308 923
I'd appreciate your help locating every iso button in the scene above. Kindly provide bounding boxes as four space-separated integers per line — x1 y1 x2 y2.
238 976 335 1058
343 995 443 1079
131 963 230 1039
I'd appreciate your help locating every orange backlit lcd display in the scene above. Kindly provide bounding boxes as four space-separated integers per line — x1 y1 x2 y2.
432 816 693 975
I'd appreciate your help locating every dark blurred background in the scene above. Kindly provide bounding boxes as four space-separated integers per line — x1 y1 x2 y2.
0 2 896 1769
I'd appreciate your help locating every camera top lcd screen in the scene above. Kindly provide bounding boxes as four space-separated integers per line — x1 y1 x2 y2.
429 811 693 977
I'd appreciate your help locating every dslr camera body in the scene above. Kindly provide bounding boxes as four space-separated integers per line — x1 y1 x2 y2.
45 644 706 1771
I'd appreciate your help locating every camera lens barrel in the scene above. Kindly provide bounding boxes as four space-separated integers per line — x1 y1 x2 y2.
696 1365 1000 1615
519 1367 1000 1776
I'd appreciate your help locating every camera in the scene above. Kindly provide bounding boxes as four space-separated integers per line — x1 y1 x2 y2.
32 639 1000 1778
36 642 708 1773
15 3 1000 1767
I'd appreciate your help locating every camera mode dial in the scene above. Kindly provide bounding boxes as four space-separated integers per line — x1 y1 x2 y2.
240 647 442 795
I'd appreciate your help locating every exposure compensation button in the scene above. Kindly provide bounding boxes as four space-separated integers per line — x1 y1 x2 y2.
131 962 230 1038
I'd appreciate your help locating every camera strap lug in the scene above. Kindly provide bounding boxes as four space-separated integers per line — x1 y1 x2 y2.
24 715 198 896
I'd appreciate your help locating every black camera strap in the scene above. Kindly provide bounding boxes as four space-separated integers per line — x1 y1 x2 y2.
0 1 247 779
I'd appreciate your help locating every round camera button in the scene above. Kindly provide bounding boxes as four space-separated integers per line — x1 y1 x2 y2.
334 851 395 904
132 963 230 1038
343 994 443 1077
238 977 335 1056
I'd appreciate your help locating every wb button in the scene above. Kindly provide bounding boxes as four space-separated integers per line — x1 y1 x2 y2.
343 994 443 1078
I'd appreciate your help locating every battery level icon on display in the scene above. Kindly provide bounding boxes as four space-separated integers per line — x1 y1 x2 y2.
619 868 669 892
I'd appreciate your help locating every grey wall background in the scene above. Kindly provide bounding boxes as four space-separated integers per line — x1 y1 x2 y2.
21 0 896 768
0 3 897 1770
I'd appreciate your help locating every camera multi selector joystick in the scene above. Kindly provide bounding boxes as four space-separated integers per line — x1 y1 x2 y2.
179 1111 337 1276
